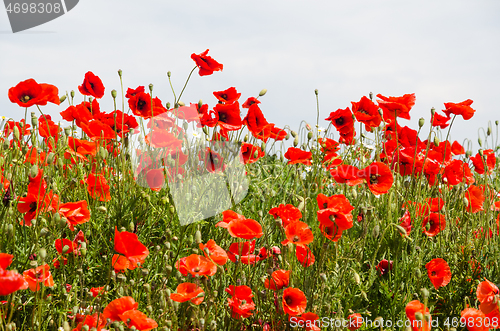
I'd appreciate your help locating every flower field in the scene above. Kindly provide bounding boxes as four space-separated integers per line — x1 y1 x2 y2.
1 49 500 331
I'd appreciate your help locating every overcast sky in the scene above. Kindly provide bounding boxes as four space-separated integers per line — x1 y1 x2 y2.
1 0 499 152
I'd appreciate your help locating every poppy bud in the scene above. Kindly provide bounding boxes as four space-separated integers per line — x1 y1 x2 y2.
320 273 327 282
178 101 185 107
183 122 189 131
202 126 209 136
7 224 13 237
148 83 153 93
280 154 284 162
421 288 429 299
361 290 368 301
166 102 171 109
293 137 299 147
487 126 492 136
99 147 108 159
307 132 313 140
419 117 425 128
465 150 472 158
194 230 202 244
424 313 431 322
261 142 266 151
58 95 67 104
291 130 297 138
31 116 38 127
395 225 407 236
314 89 318 96
129 222 135 232
13 126 20 141
478 138 483 147
372 224 380 238
378 108 384 116
97 206 107 213
433 136 440 147
39 248 47 260
111 89 117 99
259 89 267 97
374 317 384 327
29 164 38 179
187 235 193 245
243 134 248 142
306 123 312 131
414 312 423 321
353 271 360 284
46 152 55 165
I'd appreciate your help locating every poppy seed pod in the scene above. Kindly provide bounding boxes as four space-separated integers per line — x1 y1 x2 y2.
29 164 38 178
31 116 38 127
431 107 435 116
149 83 153 93
259 89 267 97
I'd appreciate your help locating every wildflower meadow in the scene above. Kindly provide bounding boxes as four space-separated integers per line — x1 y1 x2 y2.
1 49 500 331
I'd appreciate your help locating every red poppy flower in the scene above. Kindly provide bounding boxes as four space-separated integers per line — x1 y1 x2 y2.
377 93 416 121
281 221 314 246
283 288 307 316
445 159 475 186
191 49 223 76
114 227 149 269
269 204 302 228
466 185 485 213
55 238 78 255
170 282 204 305
330 165 364 186
128 92 168 119
90 286 105 298
284 147 312 165
225 285 256 319
242 97 261 108
226 240 267 265
3 119 31 138
144 168 165 192
290 312 321 331
317 208 353 231
452 140 465 155
23 264 54 292
216 210 263 239
213 87 241 104
102 296 139 322
73 314 106 331
347 313 364 330
243 104 269 135
443 99 476 120
98 109 139 134
78 71 105 99
425 258 451 290
199 147 226 173
319 222 344 242
175 254 217 277
0 254 28 295
351 96 381 130
120 309 158 331
471 150 496 175
399 209 412 236
296 245 315 267
265 270 291 291
86 173 111 202
199 239 228 265
8 78 60 108
240 143 265 164
326 107 355 133
375 259 393 276
461 308 490 331
422 213 446 237
358 162 394 195
111 254 131 271
59 200 91 231
431 111 451 129
213 101 242 133
405 300 431 331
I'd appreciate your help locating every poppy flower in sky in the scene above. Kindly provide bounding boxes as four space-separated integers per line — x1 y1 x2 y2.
422 213 446 237
460 308 490 331
351 96 381 130
284 147 312 165
377 93 416 121
199 239 228 265
213 101 242 132
283 287 307 316
58 200 91 231
358 162 394 195
326 107 354 133
175 254 217 277
265 269 291 291
347 313 364 330
216 210 263 240
8 78 60 108
114 227 149 269
443 99 476 120
425 258 451 290
269 204 302 228
86 173 111 202
281 220 314 246
470 150 496 175
431 111 451 129
225 285 256 319
242 96 260 108
170 282 205 305
213 87 241 104
78 71 105 99
296 245 315 267
405 300 431 331
23 264 54 292
0 253 28 296
191 49 223 76
243 103 269 135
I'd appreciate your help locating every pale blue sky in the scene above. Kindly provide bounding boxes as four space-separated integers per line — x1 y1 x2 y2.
1 0 499 151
